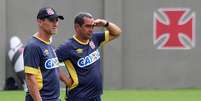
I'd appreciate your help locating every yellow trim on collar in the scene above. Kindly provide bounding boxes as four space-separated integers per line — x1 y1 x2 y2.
73 35 89 45
33 34 51 45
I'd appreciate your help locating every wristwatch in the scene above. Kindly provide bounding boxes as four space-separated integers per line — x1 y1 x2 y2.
104 21 109 27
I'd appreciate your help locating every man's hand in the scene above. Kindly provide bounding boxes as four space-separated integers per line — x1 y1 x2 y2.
59 68 73 87
93 19 107 27
94 19 122 41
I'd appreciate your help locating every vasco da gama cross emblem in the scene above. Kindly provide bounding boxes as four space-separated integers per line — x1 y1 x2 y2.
153 8 195 49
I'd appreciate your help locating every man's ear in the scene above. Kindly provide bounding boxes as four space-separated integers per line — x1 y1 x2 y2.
37 19 44 26
75 24 81 30
75 24 81 28
37 19 41 25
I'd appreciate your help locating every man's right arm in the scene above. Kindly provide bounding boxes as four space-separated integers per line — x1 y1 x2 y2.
26 73 42 101
24 44 42 101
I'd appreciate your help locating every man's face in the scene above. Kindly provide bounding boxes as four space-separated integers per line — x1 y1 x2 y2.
79 17 94 39
39 18 59 35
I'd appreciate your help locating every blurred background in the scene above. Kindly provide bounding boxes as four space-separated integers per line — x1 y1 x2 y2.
1 0 201 92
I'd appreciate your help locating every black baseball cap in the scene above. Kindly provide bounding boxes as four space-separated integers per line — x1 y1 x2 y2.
37 7 64 20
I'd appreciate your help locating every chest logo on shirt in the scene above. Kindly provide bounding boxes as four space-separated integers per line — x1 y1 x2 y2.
89 41 96 49
76 48 83 54
45 57 59 69
44 49 49 56
77 49 100 68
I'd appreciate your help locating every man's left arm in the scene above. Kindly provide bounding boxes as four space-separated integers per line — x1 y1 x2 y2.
94 19 122 41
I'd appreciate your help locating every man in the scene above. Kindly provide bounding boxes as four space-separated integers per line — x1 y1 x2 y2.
24 7 67 101
56 12 121 101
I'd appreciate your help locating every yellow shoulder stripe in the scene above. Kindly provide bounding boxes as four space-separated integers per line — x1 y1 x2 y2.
24 66 43 90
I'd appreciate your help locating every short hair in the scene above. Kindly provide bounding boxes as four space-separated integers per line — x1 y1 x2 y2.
74 12 93 26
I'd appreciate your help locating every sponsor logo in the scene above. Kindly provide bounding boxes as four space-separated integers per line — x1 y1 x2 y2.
77 49 100 68
45 58 59 69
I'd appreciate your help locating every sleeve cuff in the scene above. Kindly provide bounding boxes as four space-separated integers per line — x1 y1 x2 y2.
100 31 110 46
24 66 40 75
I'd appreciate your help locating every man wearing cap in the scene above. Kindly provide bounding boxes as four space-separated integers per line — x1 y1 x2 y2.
24 7 70 101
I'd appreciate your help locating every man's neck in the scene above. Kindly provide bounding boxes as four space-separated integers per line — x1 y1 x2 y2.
74 34 89 44
36 30 51 43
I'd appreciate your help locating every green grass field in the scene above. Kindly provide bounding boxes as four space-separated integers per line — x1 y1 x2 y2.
0 89 201 101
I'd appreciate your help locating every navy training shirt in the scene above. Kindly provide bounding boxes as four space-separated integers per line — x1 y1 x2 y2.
56 31 109 99
24 35 60 101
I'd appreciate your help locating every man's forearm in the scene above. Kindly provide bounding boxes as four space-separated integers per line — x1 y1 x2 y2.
59 68 73 87
106 21 122 41
26 73 42 101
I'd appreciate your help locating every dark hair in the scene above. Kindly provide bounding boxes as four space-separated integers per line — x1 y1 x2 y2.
74 12 93 26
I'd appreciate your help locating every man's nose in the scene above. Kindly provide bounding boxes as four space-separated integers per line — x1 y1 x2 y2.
53 22 58 27
89 29 93 33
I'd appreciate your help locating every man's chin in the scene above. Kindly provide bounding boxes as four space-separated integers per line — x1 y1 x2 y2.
87 34 93 38
87 35 92 39
52 31 58 35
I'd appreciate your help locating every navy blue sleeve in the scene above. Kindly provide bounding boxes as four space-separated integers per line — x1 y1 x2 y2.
23 44 41 69
56 41 71 62
93 31 110 46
